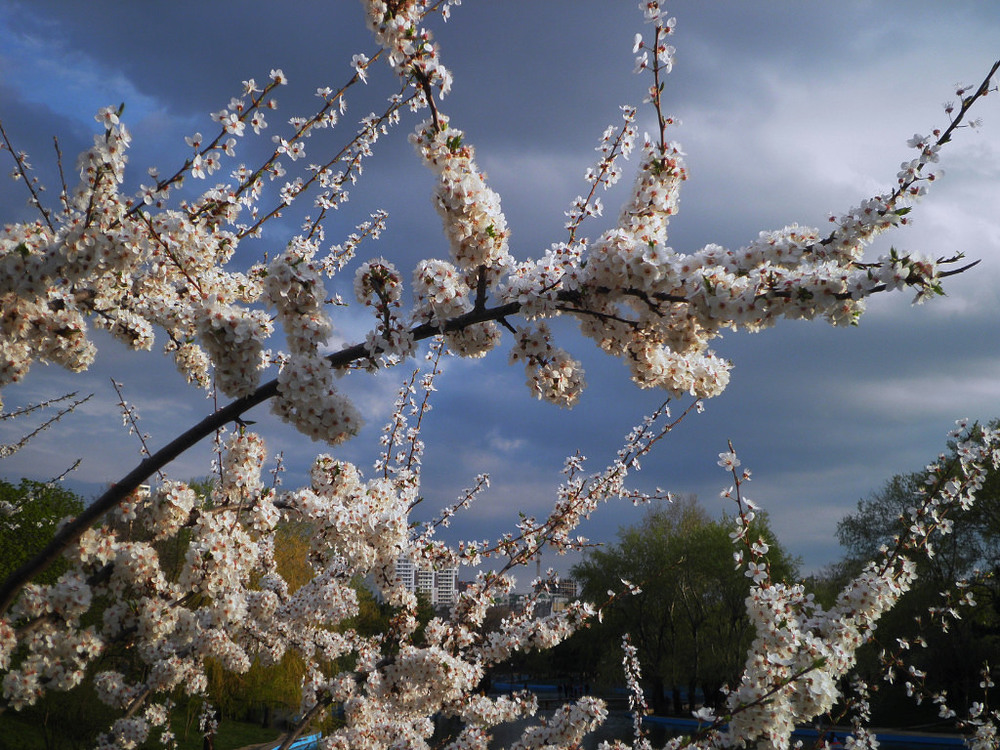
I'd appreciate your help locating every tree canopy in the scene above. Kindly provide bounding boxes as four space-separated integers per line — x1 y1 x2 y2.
573 496 798 713
0 478 84 586
833 427 1000 723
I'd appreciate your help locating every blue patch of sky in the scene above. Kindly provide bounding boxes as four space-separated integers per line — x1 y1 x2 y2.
0 5 162 131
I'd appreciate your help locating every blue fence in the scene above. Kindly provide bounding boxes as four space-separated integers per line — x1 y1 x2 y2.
268 733 322 750
276 710 965 749
643 716 965 749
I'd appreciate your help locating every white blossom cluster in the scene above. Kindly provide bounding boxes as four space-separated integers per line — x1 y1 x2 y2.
509 323 586 408
361 0 453 96
621 634 653 750
273 353 363 444
356 257 416 362
701 421 1000 750
411 117 512 282
3 375 612 746
264 239 334 356
0 0 958 420
0 107 267 411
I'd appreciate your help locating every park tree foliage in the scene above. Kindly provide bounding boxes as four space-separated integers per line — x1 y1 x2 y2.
573 497 797 715
0 2 999 749
0 478 84 586
833 428 1000 725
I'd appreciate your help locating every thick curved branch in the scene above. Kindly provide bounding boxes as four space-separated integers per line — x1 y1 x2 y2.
0 245 981 615
277 695 333 750
0 300 518 614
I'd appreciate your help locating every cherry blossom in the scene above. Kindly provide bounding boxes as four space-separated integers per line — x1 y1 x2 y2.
0 2 997 748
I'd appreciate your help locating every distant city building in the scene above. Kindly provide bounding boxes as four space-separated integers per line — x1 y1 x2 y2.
500 592 531 611
495 586 578 617
434 566 458 607
531 577 579 600
533 591 574 617
556 578 578 599
395 554 458 608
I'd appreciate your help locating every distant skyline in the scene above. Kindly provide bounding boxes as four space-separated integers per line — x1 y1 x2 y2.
2 2 1000 583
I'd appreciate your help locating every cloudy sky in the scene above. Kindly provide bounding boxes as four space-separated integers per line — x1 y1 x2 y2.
2 2 1000 584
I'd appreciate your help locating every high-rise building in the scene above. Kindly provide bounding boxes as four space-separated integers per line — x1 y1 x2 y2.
434 566 458 608
395 554 458 608
556 578 578 599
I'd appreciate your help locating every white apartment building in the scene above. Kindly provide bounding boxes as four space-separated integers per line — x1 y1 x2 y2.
395 554 458 608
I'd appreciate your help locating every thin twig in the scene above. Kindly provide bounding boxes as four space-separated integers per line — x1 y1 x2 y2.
53 136 68 214
0 118 53 231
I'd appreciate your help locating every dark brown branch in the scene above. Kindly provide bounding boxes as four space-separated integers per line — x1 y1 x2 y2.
474 264 488 311
938 59 1000 145
0 255 982 614
0 300 517 615
53 136 69 213
809 60 1000 254
414 70 442 132
0 118 54 231
555 304 641 329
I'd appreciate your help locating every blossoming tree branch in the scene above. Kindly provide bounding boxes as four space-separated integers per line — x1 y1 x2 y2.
0 1 998 748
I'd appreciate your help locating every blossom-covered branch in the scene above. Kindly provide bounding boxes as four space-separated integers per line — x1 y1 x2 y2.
0 1 999 748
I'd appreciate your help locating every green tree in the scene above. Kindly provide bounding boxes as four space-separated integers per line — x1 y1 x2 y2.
572 496 797 714
836 431 1000 724
0 480 122 749
0 478 84 586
